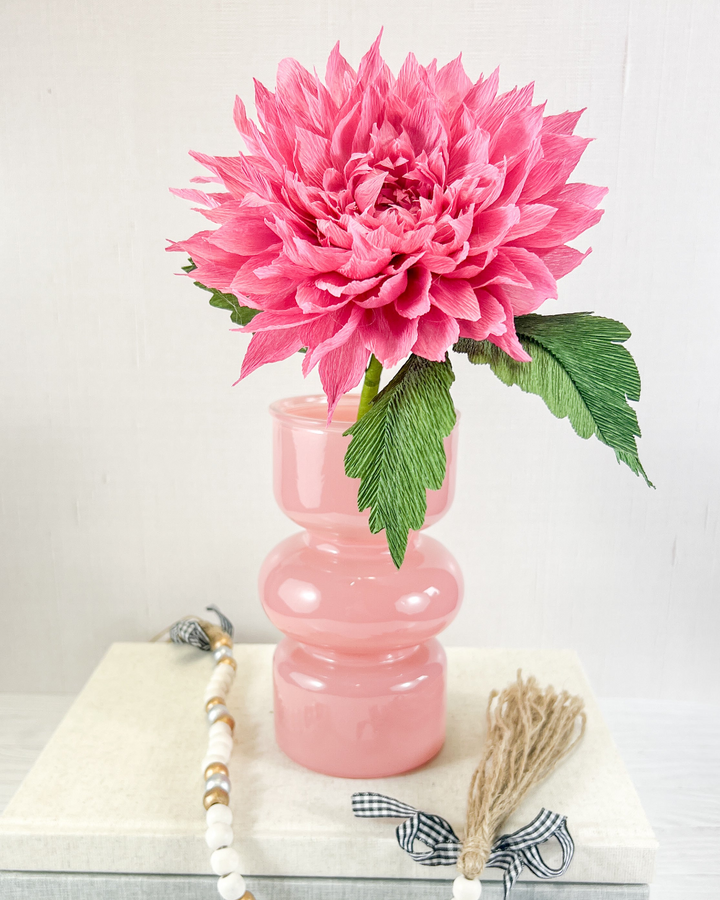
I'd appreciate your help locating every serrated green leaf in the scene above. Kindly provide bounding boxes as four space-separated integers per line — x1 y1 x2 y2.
200 284 261 327
455 312 652 486
182 257 260 327
344 354 457 568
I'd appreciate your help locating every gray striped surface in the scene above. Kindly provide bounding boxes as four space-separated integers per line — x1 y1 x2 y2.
0 872 649 899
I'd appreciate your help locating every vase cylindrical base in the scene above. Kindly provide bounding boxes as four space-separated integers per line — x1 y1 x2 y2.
272 637 447 778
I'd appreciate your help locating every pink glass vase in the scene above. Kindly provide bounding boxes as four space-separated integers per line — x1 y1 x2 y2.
259 394 463 778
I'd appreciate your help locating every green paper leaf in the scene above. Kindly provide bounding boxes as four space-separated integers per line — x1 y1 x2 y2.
455 312 653 487
198 283 261 327
183 258 260 327
344 354 457 568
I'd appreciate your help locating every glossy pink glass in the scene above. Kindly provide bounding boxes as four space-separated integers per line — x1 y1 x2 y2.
259 395 463 778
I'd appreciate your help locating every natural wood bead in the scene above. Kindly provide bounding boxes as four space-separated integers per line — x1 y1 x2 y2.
210 633 233 650
203 787 229 809
217 656 237 671
205 696 225 712
204 762 229 780
215 713 235 732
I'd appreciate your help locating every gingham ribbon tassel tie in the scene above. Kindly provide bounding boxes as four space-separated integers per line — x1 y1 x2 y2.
352 792 462 865
351 794 575 899
169 605 235 650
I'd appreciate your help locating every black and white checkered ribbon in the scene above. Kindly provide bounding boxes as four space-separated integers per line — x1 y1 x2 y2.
352 792 462 865
169 605 234 650
351 793 574 898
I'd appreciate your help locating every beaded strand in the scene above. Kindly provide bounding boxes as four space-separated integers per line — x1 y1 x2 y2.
200 633 255 900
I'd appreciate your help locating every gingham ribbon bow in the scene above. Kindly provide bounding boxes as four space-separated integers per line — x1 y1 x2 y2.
351 793 575 898
169 605 234 650
351 792 462 865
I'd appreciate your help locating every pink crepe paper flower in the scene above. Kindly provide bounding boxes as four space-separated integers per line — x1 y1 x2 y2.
169 35 606 416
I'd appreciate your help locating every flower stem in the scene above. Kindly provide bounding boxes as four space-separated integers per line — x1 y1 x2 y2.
356 355 383 420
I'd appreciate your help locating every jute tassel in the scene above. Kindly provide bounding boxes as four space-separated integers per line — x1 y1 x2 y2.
457 671 586 881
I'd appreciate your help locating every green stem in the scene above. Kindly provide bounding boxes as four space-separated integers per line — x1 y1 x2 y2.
356 355 383 420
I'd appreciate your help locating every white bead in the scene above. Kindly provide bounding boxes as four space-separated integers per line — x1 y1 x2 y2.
210 721 232 739
204 692 225 707
217 872 246 900
452 875 482 900
208 737 233 755
201 753 229 774
208 679 232 697
205 823 233 850
206 747 230 765
213 646 234 663
211 666 233 680
205 742 230 759
208 725 233 741
211 846 240 876
210 666 232 681
207 745 232 760
207 804 233 827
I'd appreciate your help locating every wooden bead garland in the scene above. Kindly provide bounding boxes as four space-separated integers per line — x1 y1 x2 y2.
200 635 254 900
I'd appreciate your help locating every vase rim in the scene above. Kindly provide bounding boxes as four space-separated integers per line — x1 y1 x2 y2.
270 393 461 433
269 394 360 432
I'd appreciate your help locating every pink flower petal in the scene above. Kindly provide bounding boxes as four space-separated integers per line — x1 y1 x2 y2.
209 216 279 256
315 272 384 297
359 305 419 368
294 127 333 186
469 206 520 252
503 204 557 242
542 109 585 135
457 288 508 341
521 133 593 201
319 332 370 421
237 327 304 382
338 229 394 279
436 54 473 107
325 41 357 106
535 244 591 278
485 295 532 362
395 267 432 318
304 305 364 370
521 201 603 248
412 307 460 361
431 277 481 320
296 281 350 313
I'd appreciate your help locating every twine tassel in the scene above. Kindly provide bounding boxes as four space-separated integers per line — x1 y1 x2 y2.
457 670 586 881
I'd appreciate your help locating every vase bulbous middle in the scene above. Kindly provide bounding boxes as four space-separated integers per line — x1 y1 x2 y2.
259 394 463 778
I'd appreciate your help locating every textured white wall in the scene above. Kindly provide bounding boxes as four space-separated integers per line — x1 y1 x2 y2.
1 0 718 700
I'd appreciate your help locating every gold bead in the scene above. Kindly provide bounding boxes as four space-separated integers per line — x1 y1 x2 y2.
240 892 256 900
217 656 237 671
204 762 229 780
215 713 235 732
203 787 229 809
205 696 225 712
210 633 233 650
